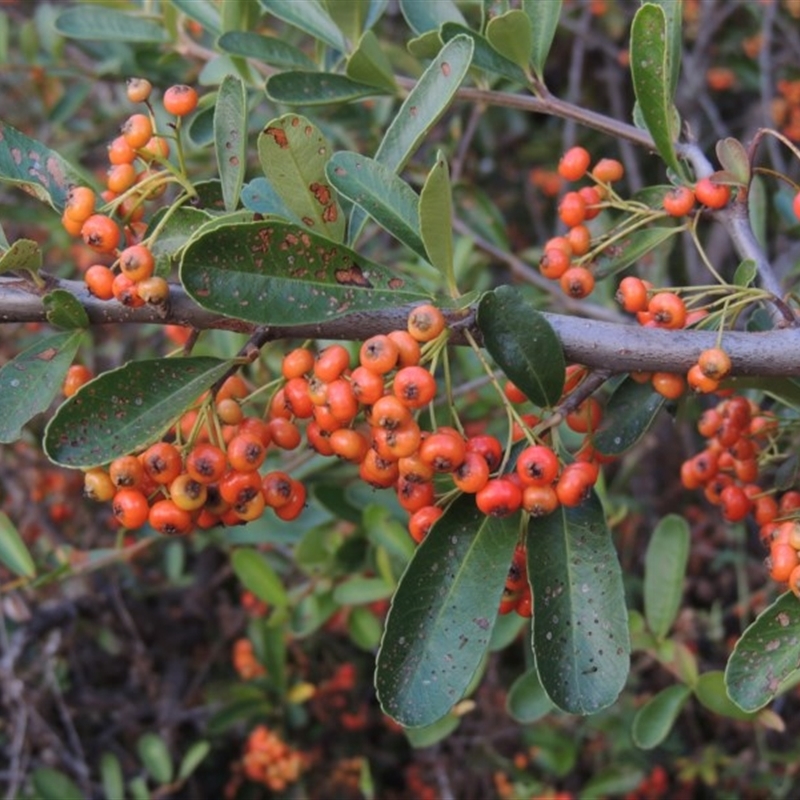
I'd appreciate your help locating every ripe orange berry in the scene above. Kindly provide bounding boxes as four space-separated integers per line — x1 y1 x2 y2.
522 484 559 516
83 468 115 502
268 417 302 450
648 292 687 329
121 113 154 149
273 479 306 521
694 176 732 209
578 186 603 219
281 347 315 380
373 422 422 461
108 135 137 165
407 304 446 342
262 471 294 509
539 246 571 280
81 214 121 254
698 347 732 380
419 429 466 473
408 505 443 543
64 186 97 224
558 191 587 227
370 394 412 431
219 470 263 507
557 146 591 181
466 434 503 472
313 344 351 382
687 363 719 394
651 372 686 400
112 487 150 529
84 264 115 300
136 276 170 305
126 77 152 104
186 443 228 484
452 451 491 493
359 334 399 374
329 428 370 463
149 498 194 536
566 224 591 257
387 330 421 366
63 364 92 397
118 244 155 282
111 273 144 307
560 265 595 298
106 162 137 194
227 433 266 473
662 185 696 217
591 158 624 184
141 442 182 484
615 276 649 313
396 477 436 514
109 454 145 488
350 366 385 405
516 445 560 486
476 478 522 518
163 84 199 116
393 365 437 409
140 136 170 162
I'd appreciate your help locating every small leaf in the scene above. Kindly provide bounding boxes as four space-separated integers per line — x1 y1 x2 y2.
643 514 690 639
748 175 768 248
128 776 150 800
231 548 289 608
594 227 677 279
333 575 394 605
486 9 532 72
259 0 346 51
592 378 666 457
0 511 35 578
375 494 519 727
725 592 800 712
169 0 221 35
214 75 248 213
31 767 84 800
55 5 169 42
631 684 691 749
0 238 41 278
733 258 757 288
478 285 565 408
0 121 86 212
399 0 465 35
137 732 174 785
180 220 431 326
348 606 384 650
177 740 211 782
630 4 684 177
148 207 213 272
217 30 316 70
265 71 385 105
347 29 397 92
100 752 124 800
696 671 760 721
257 114 344 241
419 152 454 286
0 330 84 444
43 289 90 329
506 666 555 723
44 357 232 468
326 152 427 260
528 491 630 715
440 23 527 84
403 713 461 748
523 0 562 79
716 137 750 186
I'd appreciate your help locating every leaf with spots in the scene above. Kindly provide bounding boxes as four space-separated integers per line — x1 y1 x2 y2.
257 114 344 241
216 31 317 71
43 289 90 329
527 490 630 714
725 592 800 712
180 220 431 326
43 357 233 469
214 74 248 213
0 238 41 280
0 330 85 444
54 5 169 42
375 494 519 728
0 120 87 212
265 72 386 106
419 151 455 290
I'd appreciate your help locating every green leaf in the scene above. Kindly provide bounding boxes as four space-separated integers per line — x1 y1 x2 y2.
148 207 213 273
326 152 427 260
232 548 289 608
523 0 562 79
265 71 385 105
177 740 211 782
486 9 532 72
349 34 474 244
440 23 527 85
403 713 461 747
257 114 344 241
748 175 768 248
399 0 465 35
43 357 232 468
169 0 221 35
43 289 90 329
725 592 800 712
217 30 317 70
348 606 384 650
214 75 248 213
325 0 369 42
375 494 519 727
100 752 125 800
630 4 683 177
592 378 666 457
240 178 299 221
137 732 174 785
31 767 84 800
0 511 35 578
259 0 346 51
733 258 757 288
333 575 394 605
0 330 84 444
0 238 41 278
631 684 691 749
528 491 630 715
696 670 760 721
180 220 430 326
346 29 397 92
594 226 677 279
54 5 169 42
0 121 86 212
716 137 750 186
648 0 682 97
477 285 565 408
506 666 555 724
128 776 150 800
643 514 689 639
419 152 454 285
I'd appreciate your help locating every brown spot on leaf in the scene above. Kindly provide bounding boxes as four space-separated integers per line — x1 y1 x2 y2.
36 348 58 361
335 265 372 288
322 204 338 223
302 216 315 227
291 117 300 127
388 277 405 290
409 106 418 117
310 182 332 206
441 62 451 77
264 127 288 148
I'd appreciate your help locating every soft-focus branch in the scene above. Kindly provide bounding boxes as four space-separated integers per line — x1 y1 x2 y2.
3 276 800 377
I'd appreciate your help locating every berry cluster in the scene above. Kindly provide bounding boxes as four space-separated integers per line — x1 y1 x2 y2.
499 544 533 618
232 637 266 680
240 724 304 793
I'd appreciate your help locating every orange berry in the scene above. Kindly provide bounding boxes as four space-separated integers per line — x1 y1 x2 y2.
648 292 687 329
615 276 649 313
141 442 182 485
475 477 522 517
111 273 144 307
663 185 696 217
651 372 686 400
281 347 315 380
698 347 732 380
149 498 194 536
359 334 399 374
694 176 731 209
112 487 150 529
313 344 351 382
163 84 199 116
62 364 92 397
408 505 443 543
126 77 152 104
558 191 587 227
106 162 137 194
64 186 97 224
387 330 421 366
393 365 437 409
557 146 591 181
85 261 117 299
407 304 446 342
118 244 155 282
81 214 121 254
121 113 153 149
560 265 595 298
591 158 624 183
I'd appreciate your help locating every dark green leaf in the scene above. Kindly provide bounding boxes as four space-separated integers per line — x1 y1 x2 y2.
485 9 532 72
0 238 41 278
489 611 527 651
137 732 174 785
631 684 691 749
649 0 682 98
375 494 519 727
419 152 454 285
349 35 474 244
581 767 645 798
43 289 89 329
592 378 666 456
177 741 211 782
440 23 527 85
231 548 289 608
478 285 565 408
725 592 800 711
594 226 677 279
31 768 84 800
716 137 750 186
326 152 427 260
506 666 555 723
257 114 344 241
186 105 215 148
643 514 689 639
733 258 757 288
0 330 84 444
0 121 86 212
0 511 35 578
217 30 316 70
240 177 299 221
630 4 683 177
214 75 248 213
696 670 759 720
149 207 213 273
333 575 394 605
259 0 346 51
399 0 465 35
169 0 221 35
266 71 386 105
55 5 169 42
100 753 124 800
346 29 397 92
43 357 232 468
180 220 431 326
528 491 630 715
523 0 562 79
